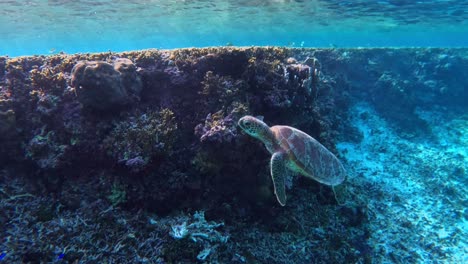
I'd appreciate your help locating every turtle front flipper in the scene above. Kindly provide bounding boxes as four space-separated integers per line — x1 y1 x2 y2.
270 152 288 206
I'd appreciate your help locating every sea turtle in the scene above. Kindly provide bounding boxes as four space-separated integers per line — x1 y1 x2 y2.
238 115 346 206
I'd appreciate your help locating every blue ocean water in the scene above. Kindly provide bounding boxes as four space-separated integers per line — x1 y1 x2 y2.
1 0 468 56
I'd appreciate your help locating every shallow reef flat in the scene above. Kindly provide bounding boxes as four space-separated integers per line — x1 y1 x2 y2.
0 47 467 263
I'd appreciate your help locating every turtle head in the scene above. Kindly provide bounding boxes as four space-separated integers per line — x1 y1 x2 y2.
238 115 270 140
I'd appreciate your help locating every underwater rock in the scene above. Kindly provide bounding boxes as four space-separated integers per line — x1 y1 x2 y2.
70 59 141 110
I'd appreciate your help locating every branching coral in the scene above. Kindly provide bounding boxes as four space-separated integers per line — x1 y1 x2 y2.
168 211 229 262
30 68 67 94
200 71 244 103
194 111 238 143
103 108 178 172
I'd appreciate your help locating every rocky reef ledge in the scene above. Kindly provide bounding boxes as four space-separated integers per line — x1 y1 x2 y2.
0 47 466 263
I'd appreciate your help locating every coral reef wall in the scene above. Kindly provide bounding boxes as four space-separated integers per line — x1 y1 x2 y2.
0 47 344 212
0 47 467 263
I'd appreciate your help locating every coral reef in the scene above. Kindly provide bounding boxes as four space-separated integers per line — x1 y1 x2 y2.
70 58 142 110
0 109 16 138
0 47 466 262
194 111 239 143
306 48 468 136
167 211 229 262
103 108 178 172
0 170 166 263
25 128 67 170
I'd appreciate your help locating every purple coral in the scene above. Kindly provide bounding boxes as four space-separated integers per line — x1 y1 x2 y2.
119 156 147 173
195 113 237 143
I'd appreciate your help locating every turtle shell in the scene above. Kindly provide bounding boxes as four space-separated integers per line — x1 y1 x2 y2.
270 125 346 186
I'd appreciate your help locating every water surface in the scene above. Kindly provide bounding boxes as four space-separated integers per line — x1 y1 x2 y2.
1 0 467 56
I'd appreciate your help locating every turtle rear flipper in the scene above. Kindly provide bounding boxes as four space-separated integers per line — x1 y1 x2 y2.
270 152 288 206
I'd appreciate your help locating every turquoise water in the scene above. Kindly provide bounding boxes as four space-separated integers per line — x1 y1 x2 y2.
1 0 468 56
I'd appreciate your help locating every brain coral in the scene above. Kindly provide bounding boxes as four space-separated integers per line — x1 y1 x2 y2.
70 58 142 110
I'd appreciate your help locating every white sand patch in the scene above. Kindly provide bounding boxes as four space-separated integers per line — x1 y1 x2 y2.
337 102 467 263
